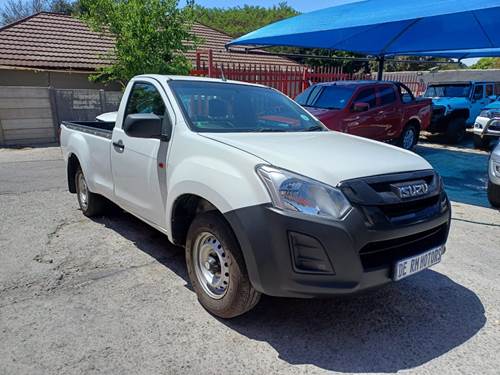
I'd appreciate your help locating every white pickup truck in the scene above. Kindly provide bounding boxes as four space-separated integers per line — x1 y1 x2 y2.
61 75 451 318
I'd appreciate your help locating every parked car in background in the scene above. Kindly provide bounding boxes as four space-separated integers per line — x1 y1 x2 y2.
472 98 500 149
295 81 432 150
60 75 451 318
423 81 500 144
488 142 500 207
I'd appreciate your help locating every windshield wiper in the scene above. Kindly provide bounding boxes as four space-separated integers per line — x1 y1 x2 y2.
256 128 287 132
305 125 325 132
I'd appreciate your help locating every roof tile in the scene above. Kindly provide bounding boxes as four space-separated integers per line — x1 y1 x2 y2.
0 12 300 71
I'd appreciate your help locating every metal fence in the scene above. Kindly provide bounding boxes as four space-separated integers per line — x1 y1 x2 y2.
191 50 426 98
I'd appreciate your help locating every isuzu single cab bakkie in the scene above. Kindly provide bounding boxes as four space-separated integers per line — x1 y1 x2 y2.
60 75 451 318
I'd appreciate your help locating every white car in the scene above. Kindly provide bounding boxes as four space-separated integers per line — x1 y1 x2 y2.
60 75 451 318
488 142 500 207
473 99 500 149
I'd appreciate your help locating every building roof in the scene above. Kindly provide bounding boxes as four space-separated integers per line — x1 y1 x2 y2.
0 12 300 72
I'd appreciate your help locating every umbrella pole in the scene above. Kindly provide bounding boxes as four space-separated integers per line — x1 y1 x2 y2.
377 56 385 81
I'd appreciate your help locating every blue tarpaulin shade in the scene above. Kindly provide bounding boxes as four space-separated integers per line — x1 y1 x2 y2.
228 0 500 59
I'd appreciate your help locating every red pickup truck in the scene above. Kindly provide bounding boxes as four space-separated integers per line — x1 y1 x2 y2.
296 81 432 150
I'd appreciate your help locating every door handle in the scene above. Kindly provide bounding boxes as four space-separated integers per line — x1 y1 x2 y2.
112 141 125 150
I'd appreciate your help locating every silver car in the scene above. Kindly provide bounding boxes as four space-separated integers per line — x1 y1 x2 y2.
488 142 500 207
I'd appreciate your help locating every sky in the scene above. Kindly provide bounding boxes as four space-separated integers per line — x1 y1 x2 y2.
0 0 481 65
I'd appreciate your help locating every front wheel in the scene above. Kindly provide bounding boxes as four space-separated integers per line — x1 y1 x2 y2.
186 211 261 318
473 134 491 150
488 180 500 208
398 124 419 150
445 117 466 144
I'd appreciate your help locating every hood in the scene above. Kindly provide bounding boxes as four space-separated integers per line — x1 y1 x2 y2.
201 131 431 186
305 107 340 117
485 100 500 110
305 107 343 130
431 97 470 108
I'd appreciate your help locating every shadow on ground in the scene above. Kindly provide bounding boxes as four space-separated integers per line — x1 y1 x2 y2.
94 209 486 374
416 143 490 207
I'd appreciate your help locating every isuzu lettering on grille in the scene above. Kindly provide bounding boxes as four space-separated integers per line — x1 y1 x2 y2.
391 180 429 199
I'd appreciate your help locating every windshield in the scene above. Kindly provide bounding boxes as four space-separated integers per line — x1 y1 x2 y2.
169 81 325 133
424 84 471 98
296 85 355 110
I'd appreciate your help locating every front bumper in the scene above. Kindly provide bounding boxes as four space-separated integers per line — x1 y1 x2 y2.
473 116 500 138
225 195 451 298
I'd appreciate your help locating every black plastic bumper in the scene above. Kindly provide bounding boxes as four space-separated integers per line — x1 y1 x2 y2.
224 202 451 298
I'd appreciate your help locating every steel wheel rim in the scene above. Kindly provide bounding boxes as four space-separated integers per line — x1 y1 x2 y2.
77 173 89 210
193 232 229 299
403 128 415 149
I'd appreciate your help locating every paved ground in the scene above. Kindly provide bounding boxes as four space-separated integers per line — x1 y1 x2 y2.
0 145 499 375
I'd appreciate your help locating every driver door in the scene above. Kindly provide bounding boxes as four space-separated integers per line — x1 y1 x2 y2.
344 87 379 139
111 80 171 228
469 84 488 124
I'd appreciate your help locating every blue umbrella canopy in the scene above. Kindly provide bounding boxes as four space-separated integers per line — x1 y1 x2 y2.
228 0 500 58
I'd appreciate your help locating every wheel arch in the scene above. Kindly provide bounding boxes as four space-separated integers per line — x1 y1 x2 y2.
404 117 421 135
169 190 229 247
67 153 81 193
449 108 469 120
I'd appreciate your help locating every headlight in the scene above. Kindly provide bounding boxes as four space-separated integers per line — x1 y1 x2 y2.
256 165 351 220
492 159 500 178
480 110 500 118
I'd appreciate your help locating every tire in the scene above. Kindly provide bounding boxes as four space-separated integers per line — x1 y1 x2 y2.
186 211 261 318
398 123 419 150
473 134 491 150
487 180 500 208
445 117 466 144
75 167 105 217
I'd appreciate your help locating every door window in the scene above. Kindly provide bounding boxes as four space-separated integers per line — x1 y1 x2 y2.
495 83 500 96
352 88 377 109
485 84 494 97
378 86 397 106
472 85 484 100
125 83 166 116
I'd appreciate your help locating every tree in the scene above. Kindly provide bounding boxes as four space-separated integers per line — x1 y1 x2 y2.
471 57 500 70
192 2 298 38
1 0 48 24
50 0 79 14
1 0 80 25
80 0 198 87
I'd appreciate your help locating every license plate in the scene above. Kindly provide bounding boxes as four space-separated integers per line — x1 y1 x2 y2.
393 246 444 281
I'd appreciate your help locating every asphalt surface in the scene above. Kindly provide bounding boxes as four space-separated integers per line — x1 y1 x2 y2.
0 145 499 375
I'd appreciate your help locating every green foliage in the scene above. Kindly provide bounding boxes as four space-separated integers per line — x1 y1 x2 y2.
80 0 198 87
471 57 500 70
192 2 298 38
369 57 464 73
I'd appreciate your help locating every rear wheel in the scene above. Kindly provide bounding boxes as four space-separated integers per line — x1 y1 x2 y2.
488 180 500 208
75 168 105 217
186 211 261 318
445 117 466 144
473 134 491 150
398 123 419 150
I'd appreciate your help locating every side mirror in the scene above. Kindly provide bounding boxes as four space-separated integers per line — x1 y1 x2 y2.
352 102 370 112
123 113 162 139
488 95 497 101
402 93 413 103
